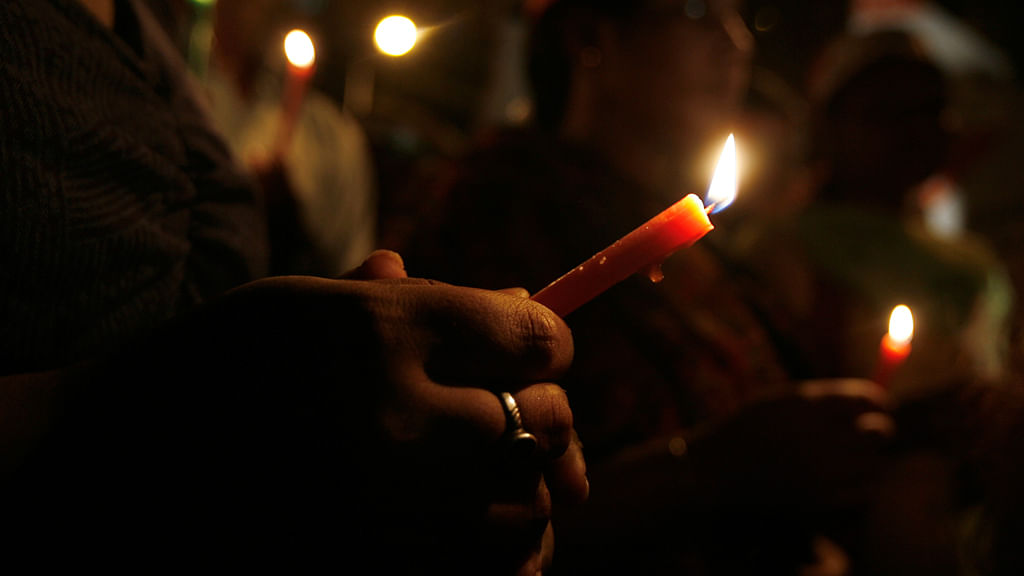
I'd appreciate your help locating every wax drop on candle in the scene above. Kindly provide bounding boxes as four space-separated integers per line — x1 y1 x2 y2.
645 264 665 283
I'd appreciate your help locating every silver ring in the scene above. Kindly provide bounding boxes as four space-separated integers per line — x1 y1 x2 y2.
499 392 538 457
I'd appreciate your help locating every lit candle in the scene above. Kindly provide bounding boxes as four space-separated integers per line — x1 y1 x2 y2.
273 29 316 160
531 134 738 317
874 304 914 387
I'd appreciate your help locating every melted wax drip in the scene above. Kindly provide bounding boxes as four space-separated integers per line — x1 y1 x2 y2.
645 263 665 283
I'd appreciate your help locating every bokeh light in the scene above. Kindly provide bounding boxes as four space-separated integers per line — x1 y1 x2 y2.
375 15 418 57
284 29 316 69
888 305 914 344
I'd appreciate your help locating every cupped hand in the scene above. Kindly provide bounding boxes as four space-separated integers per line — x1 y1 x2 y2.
343 251 588 575
547 379 892 575
151 250 585 573
686 379 894 574
691 378 894 510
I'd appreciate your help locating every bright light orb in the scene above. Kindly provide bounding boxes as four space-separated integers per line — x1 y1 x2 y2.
284 29 316 69
706 133 738 214
375 15 418 57
888 304 914 344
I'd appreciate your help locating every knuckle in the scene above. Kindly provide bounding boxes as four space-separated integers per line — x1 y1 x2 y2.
526 384 574 458
508 299 570 370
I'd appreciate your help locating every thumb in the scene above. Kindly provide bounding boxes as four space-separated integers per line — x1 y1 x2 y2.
338 250 408 280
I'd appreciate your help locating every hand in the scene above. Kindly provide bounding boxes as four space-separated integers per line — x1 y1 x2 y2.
549 379 892 575
687 379 894 574
691 379 893 510
890 381 1024 575
337 250 588 574
83 250 585 573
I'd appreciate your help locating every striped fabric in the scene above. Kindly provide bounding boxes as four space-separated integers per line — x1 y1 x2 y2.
0 0 268 375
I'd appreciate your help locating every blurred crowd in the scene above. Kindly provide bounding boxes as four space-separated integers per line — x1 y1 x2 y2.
5 0 1024 573
383 1 1024 573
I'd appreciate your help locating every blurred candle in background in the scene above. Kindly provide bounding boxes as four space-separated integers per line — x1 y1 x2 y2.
874 304 914 387
273 29 316 160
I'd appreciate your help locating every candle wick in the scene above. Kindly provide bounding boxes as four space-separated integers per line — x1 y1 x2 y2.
704 203 716 215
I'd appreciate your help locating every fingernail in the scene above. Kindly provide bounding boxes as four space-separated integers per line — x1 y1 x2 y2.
498 286 531 298
366 249 404 268
856 412 895 438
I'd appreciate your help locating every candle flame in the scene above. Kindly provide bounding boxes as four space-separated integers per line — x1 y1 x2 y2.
888 304 914 344
705 133 738 214
284 29 316 69
375 15 418 57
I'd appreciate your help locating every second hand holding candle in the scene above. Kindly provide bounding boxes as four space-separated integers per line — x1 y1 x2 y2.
531 134 738 318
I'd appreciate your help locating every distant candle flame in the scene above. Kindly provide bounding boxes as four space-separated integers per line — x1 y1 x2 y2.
888 304 914 344
284 29 315 69
705 134 738 214
375 15 418 57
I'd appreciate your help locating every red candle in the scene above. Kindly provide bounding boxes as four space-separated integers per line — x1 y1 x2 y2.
273 29 316 161
873 304 914 387
531 134 738 317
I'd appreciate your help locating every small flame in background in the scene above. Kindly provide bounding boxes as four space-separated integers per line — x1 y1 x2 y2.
888 304 914 344
284 29 316 69
705 133 738 214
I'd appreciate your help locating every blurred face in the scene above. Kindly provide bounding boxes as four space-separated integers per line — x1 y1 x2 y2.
214 0 289 63
600 0 754 154
826 60 948 194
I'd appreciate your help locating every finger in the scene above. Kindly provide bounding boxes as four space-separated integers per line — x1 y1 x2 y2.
540 522 556 575
336 250 408 280
483 479 552 576
799 378 893 409
492 385 582 506
546 429 589 508
514 383 576 460
496 287 530 298
803 382 897 442
855 411 896 438
423 383 574 461
416 288 574 386
404 384 577 511
485 483 551 539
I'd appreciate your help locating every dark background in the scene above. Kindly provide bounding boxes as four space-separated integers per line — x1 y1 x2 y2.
154 0 1024 151
148 0 1024 261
